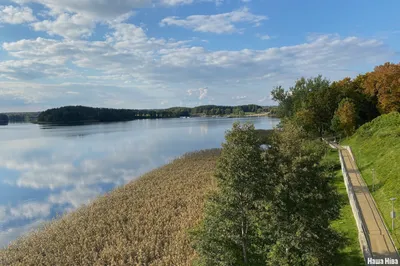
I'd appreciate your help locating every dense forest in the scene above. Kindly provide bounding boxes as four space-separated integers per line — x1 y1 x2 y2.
2 112 40 123
0 114 9 125
272 61 400 137
37 104 276 123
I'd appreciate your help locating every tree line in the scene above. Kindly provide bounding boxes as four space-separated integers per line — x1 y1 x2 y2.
2 112 40 123
271 61 400 137
37 105 277 123
0 114 9 125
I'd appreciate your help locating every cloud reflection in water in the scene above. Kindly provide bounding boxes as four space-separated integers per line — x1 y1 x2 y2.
0 117 280 246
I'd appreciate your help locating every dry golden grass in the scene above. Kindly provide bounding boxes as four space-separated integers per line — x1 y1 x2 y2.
0 149 220 266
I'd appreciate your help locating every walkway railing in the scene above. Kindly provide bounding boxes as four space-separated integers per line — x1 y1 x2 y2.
338 147 374 265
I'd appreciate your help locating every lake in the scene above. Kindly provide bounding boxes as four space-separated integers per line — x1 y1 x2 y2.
0 117 279 247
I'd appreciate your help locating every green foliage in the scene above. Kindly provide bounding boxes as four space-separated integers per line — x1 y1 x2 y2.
271 85 293 117
265 123 343 265
3 112 40 123
193 122 343 266
192 123 270 265
0 114 9 125
331 76 379 126
37 105 271 123
271 61 400 136
190 105 266 116
331 98 357 137
254 129 274 144
272 76 341 136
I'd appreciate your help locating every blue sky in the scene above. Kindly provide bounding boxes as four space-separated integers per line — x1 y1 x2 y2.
0 0 399 111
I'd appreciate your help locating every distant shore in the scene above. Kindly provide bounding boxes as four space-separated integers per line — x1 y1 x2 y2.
191 112 278 118
35 105 279 124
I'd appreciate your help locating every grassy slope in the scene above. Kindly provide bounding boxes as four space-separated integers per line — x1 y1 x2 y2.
324 149 365 266
342 112 400 249
0 150 220 266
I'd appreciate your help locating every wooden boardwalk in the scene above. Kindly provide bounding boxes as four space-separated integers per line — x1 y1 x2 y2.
340 148 399 263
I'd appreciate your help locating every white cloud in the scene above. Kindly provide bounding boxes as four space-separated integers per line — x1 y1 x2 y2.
187 87 208 99
258 96 267 102
0 219 45 248
256 33 271 40
0 206 6 221
49 186 102 208
9 202 51 220
232 95 247 99
159 0 223 6
12 0 151 19
0 201 51 247
160 7 267 34
0 28 394 108
0 59 74 80
199 87 208 99
160 0 194 4
0 5 36 24
31 13 96 39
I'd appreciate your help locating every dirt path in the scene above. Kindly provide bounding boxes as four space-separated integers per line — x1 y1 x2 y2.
340 148 399 263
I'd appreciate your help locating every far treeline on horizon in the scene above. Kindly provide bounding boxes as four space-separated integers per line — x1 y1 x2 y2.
0 104 278 124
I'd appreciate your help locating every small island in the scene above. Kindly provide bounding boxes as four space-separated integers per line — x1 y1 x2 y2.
37 105 278 124
0 114 9 125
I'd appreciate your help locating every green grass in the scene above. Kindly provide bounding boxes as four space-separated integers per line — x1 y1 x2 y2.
342 112 400 250
324 149 365 266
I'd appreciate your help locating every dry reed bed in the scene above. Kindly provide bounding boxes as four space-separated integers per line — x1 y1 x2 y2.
0 149 221 266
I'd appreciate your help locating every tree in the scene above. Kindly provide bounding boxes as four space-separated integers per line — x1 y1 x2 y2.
331 75 379 126
232 107 241 115
363 62 400 114
272 76 341 136
192 122 271 265
292 109 315 133
271 85 293 117
192 122 342 266
265 123 342 265
331 98 357 136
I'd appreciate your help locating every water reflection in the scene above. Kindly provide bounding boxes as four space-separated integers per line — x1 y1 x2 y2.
0 117 280 247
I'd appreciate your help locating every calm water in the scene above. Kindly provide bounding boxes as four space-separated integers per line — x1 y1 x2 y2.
0 117 279 247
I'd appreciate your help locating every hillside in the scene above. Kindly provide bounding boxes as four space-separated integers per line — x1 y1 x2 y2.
343 112 400 248
0 150 220 265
